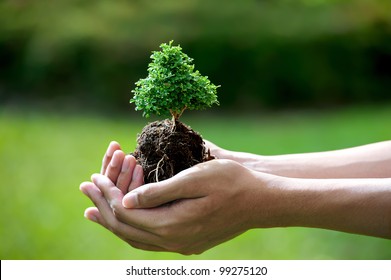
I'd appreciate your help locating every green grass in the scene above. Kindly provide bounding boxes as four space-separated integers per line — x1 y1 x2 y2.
1 104 391 259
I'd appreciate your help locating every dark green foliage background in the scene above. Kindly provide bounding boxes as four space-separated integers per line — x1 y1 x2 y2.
1 0 390 111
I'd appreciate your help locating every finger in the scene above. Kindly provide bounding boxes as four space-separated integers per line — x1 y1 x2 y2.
101 141 122 174
84 207 167 252
83 206 168 252
128 164 144 192
81 180 161 244
84 207 107 225
91 174 124 211
105 150 125 185
122 168 205 209
80 181 102 198
83 207 165 252
91 174 175 232
80 181 120 227
116 155 137 194
91 174 153 229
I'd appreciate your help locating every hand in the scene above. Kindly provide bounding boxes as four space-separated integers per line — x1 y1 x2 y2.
80 140 391 253
100 141 144 194
81 159 274 255
81 141 144 232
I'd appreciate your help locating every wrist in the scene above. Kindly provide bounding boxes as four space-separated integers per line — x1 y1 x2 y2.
247 173 323 230
245 172 295 229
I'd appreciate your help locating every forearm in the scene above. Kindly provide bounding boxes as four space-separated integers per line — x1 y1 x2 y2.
216 141 391 178
252 173 391 239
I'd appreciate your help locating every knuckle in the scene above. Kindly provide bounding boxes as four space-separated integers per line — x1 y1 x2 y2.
141 185 154 197
138 185 156 205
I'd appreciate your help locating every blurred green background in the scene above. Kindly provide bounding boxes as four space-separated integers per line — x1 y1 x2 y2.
1 0 391 259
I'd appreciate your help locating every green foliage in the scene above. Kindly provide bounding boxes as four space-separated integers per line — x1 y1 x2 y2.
131 41 219 119
1 0 391 110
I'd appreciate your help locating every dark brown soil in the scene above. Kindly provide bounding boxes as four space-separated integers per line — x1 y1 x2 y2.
132 119 213 183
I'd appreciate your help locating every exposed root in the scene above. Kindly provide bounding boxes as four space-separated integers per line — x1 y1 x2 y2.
154 155 166 182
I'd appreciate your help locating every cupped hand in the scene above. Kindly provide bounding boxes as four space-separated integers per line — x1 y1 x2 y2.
100 141 144 194
80 141 144 235
81 159 269 255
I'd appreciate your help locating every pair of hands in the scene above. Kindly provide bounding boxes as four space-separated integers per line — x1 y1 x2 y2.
80 139 391 253
80 141 267 254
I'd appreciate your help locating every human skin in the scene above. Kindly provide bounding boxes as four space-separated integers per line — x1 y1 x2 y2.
204 140 391 178
80 140 391 254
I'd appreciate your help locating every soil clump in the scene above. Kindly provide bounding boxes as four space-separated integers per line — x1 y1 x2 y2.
133 119 213 183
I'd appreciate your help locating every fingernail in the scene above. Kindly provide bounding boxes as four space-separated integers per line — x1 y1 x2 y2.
121 156 131 172
123 192 138 208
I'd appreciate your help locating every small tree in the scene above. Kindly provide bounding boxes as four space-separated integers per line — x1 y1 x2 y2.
130 41 219 121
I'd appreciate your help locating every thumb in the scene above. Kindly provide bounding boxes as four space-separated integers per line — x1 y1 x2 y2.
122 172 204 208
